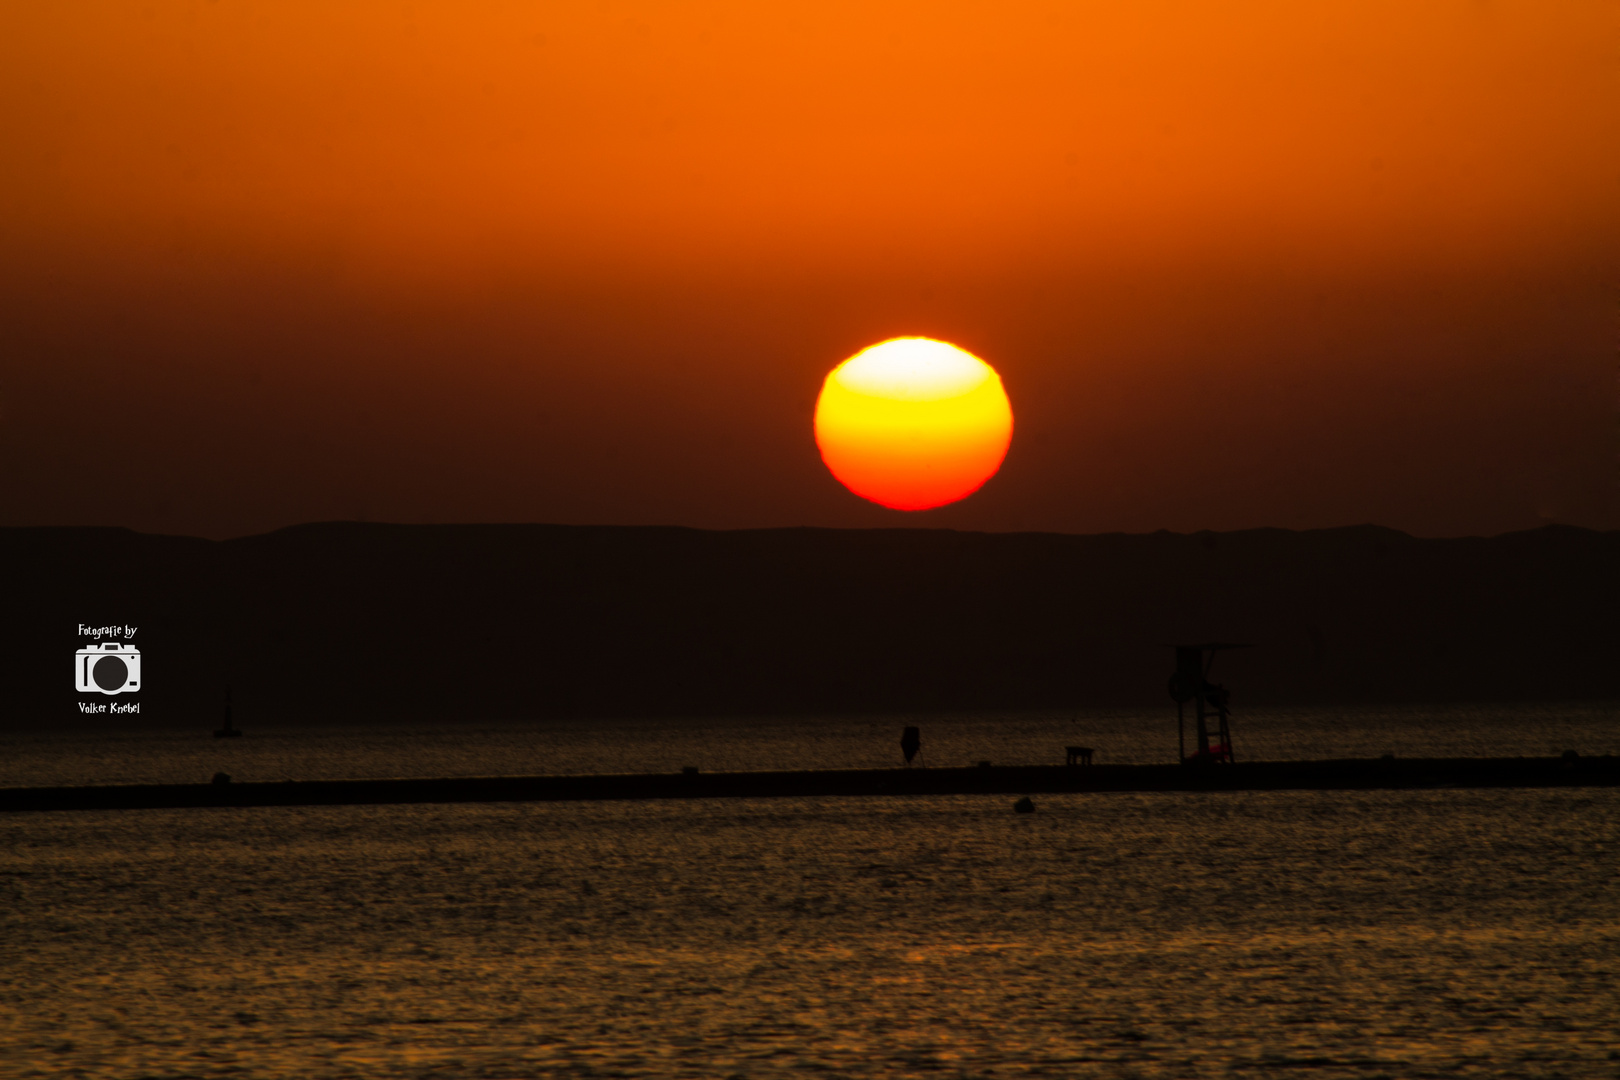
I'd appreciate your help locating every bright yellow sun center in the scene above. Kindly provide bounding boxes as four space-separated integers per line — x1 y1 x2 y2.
813 337 1014 511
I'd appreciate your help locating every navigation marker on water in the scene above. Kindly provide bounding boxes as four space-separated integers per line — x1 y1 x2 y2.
214 688 242 739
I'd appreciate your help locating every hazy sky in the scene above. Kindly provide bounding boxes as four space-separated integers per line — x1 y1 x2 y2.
3 0 1616 538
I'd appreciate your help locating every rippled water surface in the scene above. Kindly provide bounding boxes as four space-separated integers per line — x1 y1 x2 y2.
2 703 1616 788
3 787 1618 1078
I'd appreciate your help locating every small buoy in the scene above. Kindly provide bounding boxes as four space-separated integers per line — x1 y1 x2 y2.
211 772 231 786
682 766 700 776
1013 796 1035 813
978 760 992 769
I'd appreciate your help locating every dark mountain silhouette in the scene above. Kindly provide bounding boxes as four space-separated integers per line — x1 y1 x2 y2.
7 522 1616 727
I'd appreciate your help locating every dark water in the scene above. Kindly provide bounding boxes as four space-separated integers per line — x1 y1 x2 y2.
3 709 1618 1077
3 703 1615 789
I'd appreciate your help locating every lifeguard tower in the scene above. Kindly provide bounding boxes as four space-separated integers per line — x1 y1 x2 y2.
1168 643 1249 764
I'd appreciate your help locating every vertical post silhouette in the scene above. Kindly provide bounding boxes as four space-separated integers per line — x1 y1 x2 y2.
213 687 242 738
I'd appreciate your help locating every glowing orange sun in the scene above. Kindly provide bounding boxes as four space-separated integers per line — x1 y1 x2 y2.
814 337 1013 511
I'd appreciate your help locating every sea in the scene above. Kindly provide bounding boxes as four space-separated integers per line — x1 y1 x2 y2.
2 705 1617 1078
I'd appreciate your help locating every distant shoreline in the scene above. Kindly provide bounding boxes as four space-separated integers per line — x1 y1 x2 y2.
3 757 1614 813
10 523 1620 722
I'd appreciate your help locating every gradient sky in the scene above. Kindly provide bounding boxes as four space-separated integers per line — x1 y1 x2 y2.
3 0 1616 538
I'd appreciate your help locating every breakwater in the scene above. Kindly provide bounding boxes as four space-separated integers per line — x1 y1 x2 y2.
2 756 1614 813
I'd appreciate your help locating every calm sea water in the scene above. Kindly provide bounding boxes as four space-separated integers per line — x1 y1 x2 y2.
3 708 1618 1078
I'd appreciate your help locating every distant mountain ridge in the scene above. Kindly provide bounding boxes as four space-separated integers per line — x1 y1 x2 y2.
7 522 1616 726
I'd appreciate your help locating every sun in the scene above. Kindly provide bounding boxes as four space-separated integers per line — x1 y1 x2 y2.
814 337 1013 511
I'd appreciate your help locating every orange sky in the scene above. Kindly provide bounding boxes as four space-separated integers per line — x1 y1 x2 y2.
2 1 1616 537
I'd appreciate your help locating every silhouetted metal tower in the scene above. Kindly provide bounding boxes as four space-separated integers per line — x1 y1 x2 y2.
1168 643 1249 764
